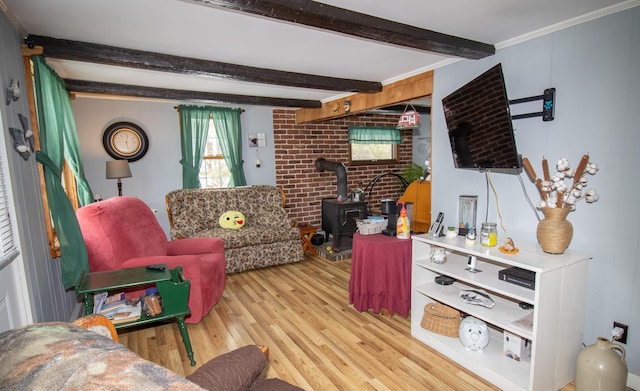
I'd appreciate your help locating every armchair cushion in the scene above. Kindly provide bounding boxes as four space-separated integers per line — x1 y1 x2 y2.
167 237 225 256
186 345 266 390
251 378 306 391
186 345 305 391
77 197 226 323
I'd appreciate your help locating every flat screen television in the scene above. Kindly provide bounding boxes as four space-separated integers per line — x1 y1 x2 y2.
442 63 522 174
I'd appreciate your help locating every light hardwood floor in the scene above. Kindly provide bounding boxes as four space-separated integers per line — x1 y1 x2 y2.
120 254 576 390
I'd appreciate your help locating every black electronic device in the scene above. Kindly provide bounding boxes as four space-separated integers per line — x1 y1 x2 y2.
428 212 445 237
465 255 482 273
381 200 397 236
498 266 535 290
145 264 166 271
435 275 456 285
519 302 534 310
542 88 555 121
442 64 522 174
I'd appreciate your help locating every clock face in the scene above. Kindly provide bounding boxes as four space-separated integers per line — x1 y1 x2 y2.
112 129 142 156
103 122 149 162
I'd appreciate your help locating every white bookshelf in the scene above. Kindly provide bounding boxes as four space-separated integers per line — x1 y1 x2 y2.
411 234 591 391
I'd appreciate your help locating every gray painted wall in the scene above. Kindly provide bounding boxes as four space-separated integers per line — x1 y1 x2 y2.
0 12 77 323
431 7 639 374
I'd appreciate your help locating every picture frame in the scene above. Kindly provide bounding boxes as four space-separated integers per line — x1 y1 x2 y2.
248 132 266 148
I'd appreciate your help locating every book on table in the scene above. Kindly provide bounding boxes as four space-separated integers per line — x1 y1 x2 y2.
99 293 128 314
93 292 108 314
93 292 142 323
110 301 142 324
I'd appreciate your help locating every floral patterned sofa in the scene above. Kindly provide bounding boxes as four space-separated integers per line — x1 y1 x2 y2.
0 321 304 390
166 185 303 273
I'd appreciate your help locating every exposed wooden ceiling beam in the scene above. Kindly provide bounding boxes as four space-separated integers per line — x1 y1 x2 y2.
188 0 495 59
63 79 322 108
26 35 382 93
372 104 431 114
295 70 433 123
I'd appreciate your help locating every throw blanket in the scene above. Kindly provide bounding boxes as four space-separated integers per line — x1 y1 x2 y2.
0 322 203 391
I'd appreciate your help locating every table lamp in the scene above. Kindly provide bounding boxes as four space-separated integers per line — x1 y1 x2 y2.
106 160 132 196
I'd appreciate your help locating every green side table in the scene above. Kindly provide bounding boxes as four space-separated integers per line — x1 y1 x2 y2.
76 265 196 366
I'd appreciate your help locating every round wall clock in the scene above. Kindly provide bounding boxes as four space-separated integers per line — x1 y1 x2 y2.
102 122 149 162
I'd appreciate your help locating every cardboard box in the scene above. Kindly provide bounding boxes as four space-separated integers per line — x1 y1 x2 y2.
503 331 531 361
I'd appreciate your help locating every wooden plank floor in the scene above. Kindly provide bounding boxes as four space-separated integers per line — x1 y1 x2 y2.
119 254 575 390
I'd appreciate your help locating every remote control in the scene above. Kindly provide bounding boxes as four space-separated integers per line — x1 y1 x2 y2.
146 264 166 271
519 302 534 310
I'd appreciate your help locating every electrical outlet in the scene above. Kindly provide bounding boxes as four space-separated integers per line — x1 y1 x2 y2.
614 321 628 344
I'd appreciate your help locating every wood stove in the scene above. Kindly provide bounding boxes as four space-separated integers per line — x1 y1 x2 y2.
322 198 368 252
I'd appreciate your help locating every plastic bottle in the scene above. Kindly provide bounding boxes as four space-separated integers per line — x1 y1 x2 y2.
396 202 411 239
143 287 163 317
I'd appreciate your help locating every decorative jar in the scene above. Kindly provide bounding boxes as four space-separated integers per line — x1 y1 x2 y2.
480 222 497 247
537 207 573 254
576 337 627 391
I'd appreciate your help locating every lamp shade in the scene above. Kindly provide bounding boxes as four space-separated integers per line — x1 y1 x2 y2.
106 160 132 179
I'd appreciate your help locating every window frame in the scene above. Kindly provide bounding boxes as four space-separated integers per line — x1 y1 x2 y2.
348 143 399 166
23 53 79 258
348 125 401 166
198 118 231 189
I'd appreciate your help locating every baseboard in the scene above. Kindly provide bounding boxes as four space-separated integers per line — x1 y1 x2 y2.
628 372 639 390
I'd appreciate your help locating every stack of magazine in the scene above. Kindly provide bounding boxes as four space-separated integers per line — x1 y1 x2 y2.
93 292 142 324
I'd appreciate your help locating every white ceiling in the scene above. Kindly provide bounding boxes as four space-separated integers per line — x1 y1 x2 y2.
2 0 637 106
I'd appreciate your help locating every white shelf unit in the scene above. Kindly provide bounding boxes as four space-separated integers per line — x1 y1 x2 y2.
411 234 591 391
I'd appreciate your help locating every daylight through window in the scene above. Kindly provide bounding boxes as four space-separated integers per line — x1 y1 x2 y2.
348 126 401 164
199 118 230 188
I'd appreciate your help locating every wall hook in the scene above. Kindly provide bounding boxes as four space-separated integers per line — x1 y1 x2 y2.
6 79 20 105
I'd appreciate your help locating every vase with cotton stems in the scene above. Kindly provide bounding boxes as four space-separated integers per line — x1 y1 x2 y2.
522 154 599 254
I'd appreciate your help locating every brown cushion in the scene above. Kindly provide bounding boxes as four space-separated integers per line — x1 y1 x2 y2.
250 378 306 391
186 345 267 391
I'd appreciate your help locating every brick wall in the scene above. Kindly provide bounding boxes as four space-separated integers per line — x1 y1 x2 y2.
273 109 413 228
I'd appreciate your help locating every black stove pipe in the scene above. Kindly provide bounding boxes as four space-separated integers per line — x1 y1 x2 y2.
315 158 348 199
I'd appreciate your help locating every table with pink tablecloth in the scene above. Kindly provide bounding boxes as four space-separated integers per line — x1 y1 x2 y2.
349 233 412 317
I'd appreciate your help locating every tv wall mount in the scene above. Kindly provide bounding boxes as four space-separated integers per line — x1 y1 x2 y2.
509 88 555 121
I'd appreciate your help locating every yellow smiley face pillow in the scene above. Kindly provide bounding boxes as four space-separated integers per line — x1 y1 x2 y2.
219 210 246 229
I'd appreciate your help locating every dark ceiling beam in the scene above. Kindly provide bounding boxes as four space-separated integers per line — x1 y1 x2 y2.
371 104 431 114
188 0 495 59
26 35 382 93
63 79 322 108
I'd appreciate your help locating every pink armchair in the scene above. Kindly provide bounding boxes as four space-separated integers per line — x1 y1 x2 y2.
76 196 226 324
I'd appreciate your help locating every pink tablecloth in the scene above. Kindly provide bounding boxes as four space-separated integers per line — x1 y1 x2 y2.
349 233 412 317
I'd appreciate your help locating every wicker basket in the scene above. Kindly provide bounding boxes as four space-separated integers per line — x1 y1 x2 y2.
420 302 461 338
356 219 387 235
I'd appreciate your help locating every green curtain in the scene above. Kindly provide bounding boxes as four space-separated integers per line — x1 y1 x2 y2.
211 107 246 186
178 105 211 189
348 126 402 144
61 111 93 206
32 56 90 289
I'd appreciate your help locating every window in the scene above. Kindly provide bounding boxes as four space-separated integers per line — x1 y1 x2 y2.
349 126 401 165
0 122 19 267
23 56 79 258
199 118 230 188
